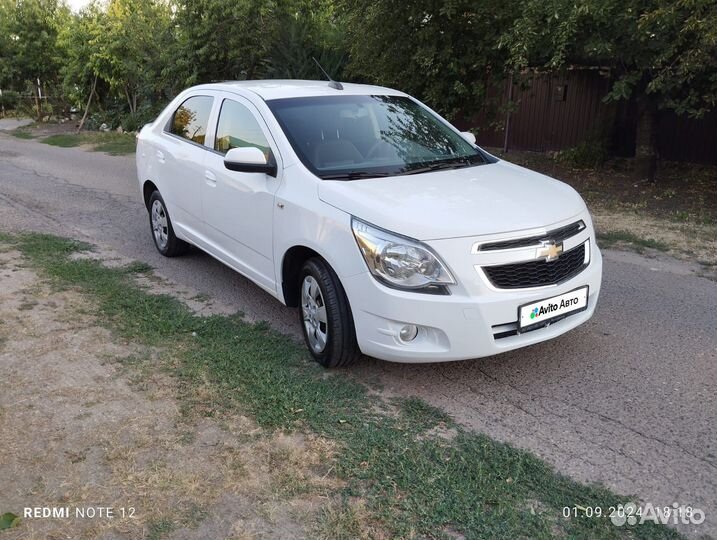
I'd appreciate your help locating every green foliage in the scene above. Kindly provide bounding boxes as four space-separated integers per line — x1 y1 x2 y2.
40 132 136 154
41 133 84 147
1 0 348 125
11 128 35 139
0 0 67 89
56 2 101 107
119 112 143 132
0 89 19 109
557 138 609 169
146 518 174 540
265 0 346 80
92 133 136 155
597 231 670 253
337 0 515 121
170 0 280 85
96 0 174 112
501 0 717 119
59 0 175 114
1 0 715 152
0 0 12 86
0 512 21 530
166 0 344 86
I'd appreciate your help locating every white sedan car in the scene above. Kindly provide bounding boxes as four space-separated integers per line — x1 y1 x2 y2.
136 80 602 367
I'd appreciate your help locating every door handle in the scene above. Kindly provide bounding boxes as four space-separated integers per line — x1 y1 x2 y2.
204 170 217 186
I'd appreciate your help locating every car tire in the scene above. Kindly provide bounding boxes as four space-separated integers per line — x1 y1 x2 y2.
148 191 189 257
299 257 360 368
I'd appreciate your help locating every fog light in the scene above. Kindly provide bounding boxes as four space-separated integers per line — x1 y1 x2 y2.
399 324 418 342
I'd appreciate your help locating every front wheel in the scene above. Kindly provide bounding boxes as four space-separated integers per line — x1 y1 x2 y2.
299 258 360 368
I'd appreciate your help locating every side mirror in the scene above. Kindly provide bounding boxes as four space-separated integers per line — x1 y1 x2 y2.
224 147 277 177
461 131 476 145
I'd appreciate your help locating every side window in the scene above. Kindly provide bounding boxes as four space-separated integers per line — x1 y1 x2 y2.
214 99 271 157
170 95 213 146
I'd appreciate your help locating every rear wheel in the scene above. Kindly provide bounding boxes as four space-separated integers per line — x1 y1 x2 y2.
299 258 360 368
148 191 189 257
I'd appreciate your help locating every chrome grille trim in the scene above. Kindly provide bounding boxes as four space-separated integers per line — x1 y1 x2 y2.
475 220 585 252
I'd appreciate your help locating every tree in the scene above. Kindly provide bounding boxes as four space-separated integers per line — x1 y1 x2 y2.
336 0 516 123
57 2 104 109
501 0 717 181
172 0 281 85
90 0 173 115
0 0 17 88
265 0 346 80
0 0 67 117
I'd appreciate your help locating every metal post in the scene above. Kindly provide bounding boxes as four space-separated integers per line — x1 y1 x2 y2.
503 73 514 154
35 78 42 119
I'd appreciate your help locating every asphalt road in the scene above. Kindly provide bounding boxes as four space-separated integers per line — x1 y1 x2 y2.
1 132 715 537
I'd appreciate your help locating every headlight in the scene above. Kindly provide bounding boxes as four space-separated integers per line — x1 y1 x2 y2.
351 217 455 292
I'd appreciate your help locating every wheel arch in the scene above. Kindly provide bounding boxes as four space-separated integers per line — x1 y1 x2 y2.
142 180 159 210
281 245 325 307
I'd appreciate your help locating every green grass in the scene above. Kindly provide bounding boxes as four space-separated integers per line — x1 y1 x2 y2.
10 129 35 139
41 132 136 155
146 518 174 540
93 134 137 155
40 133 84 147
6 232 682 540
597 230 670 254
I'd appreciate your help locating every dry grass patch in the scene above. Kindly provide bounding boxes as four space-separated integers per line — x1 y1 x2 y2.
0 244 343 540
594 211 717 264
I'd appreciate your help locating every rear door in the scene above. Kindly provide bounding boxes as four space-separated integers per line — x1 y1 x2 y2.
155 94 214 240
201 93 282 291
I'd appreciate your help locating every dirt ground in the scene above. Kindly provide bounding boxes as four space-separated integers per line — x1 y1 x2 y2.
0 245 343 540
491 149 717 221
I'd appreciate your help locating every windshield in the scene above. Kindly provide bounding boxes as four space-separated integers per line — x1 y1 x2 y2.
266 95 486 180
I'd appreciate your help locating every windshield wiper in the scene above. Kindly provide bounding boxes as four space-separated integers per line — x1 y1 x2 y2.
320 156 484 180
321 171 391 180
402 156 484 176
402 160 467 175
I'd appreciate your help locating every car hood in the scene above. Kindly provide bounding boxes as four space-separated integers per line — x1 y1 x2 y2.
317 160 587 240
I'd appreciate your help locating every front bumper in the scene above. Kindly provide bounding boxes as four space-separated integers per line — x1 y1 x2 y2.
342 244 602 363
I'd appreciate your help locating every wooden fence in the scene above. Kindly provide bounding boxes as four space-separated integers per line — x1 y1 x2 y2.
456 70 716 165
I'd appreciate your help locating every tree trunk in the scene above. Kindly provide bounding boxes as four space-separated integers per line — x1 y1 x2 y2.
124 86 135 114
76 74 98 134
634 98 658 182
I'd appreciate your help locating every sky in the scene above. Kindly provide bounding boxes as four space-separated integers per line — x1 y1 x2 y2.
66 0 94 12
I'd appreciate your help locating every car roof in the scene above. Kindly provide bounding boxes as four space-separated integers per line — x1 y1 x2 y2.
189 80 407 101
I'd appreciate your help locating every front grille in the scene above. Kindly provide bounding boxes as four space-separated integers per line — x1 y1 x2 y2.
484 242 587 289
478 221 585 251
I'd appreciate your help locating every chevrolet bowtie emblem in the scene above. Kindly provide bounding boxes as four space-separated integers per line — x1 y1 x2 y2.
536 240 563 262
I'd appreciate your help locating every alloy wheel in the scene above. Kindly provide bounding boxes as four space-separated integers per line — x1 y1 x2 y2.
301 275 328 352
151 199 169 250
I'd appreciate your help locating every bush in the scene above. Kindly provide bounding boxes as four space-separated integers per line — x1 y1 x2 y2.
83 112 106 131
120 113 142 132
79 99 166 133
557 139 609 169
0 90 20 110
120 109 156 132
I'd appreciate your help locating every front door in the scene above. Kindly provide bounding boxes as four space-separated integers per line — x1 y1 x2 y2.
202 96 281 291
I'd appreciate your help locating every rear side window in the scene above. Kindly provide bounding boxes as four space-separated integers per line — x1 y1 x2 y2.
170 95 213 145
214 99 270 157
